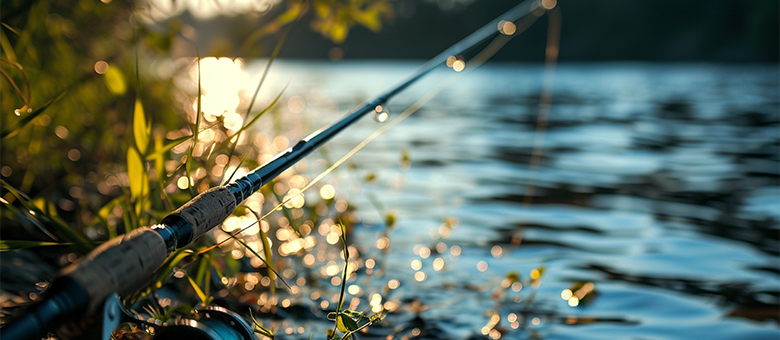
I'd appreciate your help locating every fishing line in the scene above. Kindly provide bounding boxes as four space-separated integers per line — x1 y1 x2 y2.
219 6 552 245
4 4 563 340
514 5 561 245
222 23 296 185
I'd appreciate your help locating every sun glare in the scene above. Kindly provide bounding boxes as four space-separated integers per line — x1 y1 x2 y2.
144 0 282 20
191 57 250 126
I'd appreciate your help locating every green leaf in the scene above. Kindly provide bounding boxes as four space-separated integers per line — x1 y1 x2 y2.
185 54 202 198
335 222 349 312
146 122 222 162
250 308 274 338
0 240 86 252
336 314 358 333
104 66 127 95
400 148 411 169
152 249 195 289
133 98 149 153
223 152 250 186
351 7 382 32
313 1 330 18
1 180 93 254
195 255 211 298
146 134 191 161
258 212 278 295
530 265 546 287
342 310 363 318
93 197 124 239
271 190 298 234
118 199 136 234
385 212 395 228
1 91 65 139
330 21 348 44
163 304 194 322
206 256 227 285
153 135 164 170
142 304 164 320
229 233 290 291
506 271 520 283
186 274 209 307
227 85 286 140
239 1 303 54
127 146 145 202
0 26 18 63
146 31 172 52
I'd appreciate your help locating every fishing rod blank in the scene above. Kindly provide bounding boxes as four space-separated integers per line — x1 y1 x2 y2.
1 1 547 339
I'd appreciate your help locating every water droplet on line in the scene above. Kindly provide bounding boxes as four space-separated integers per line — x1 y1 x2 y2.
371 105 389 123
452 60 466 72
497 20 516 35
446 56 457 67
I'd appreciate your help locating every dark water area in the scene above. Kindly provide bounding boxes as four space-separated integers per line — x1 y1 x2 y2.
251 61 780 339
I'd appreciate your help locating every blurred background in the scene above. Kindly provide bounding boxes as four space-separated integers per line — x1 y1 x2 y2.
1 0 778 339
143 0 779 62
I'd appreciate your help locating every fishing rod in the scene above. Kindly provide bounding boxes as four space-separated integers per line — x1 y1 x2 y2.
2 0 548 339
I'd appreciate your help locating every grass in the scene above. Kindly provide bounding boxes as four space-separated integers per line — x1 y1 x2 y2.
1 1 566 338
1 0 401 338
327 222 383 340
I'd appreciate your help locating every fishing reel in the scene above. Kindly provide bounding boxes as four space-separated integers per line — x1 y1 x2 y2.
100 294 254 340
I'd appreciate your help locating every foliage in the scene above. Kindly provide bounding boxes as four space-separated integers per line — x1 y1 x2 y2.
310 0 392 43
327 223 383 340
1 0 395 335
0 0 396 239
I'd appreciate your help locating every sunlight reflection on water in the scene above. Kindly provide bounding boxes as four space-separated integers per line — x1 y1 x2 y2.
240 60 779 339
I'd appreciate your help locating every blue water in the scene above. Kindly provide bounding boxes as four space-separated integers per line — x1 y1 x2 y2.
250 61 779 339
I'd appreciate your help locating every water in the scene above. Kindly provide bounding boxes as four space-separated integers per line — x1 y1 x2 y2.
249 61 779 339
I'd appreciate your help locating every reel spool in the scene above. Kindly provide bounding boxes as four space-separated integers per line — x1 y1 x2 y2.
152 307 254 340
103 294 254 340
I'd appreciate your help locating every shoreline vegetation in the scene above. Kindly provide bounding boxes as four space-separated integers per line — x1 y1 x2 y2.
1 1 778 339
163 0 778 62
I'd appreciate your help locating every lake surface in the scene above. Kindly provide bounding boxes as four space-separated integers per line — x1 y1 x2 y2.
247 61 779 339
